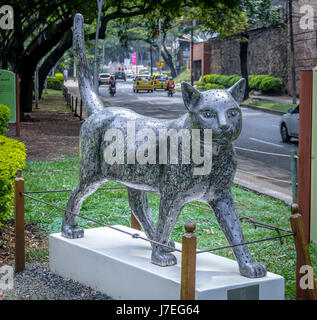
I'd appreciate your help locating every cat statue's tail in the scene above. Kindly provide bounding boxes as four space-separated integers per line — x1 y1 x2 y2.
73 13 104 116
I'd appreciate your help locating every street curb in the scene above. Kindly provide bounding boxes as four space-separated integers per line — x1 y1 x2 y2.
233 177 292 206
240 103 286 115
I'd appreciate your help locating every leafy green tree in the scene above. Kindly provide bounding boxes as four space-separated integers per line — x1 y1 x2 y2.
200 0 285 99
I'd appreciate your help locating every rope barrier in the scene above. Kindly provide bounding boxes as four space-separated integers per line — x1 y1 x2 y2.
21 192 182 253
196 233 295 254
23 186 127 194
21 192 294 256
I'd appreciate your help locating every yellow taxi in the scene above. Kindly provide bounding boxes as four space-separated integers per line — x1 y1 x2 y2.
153 74 168 90
133 75 154 93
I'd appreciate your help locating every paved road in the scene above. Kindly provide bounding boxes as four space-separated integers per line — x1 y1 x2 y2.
99 80 297 173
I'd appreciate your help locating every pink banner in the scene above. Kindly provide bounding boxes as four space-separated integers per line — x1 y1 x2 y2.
132 52 136 66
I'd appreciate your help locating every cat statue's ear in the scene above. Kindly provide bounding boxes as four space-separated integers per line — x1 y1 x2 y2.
181 82 201 112
228 78 246 105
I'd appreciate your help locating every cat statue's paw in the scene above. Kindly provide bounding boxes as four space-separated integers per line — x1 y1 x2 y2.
62 225 84 239
151 246 177 266
239 262 267 278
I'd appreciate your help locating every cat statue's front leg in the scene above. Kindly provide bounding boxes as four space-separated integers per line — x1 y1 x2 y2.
209 192 267 278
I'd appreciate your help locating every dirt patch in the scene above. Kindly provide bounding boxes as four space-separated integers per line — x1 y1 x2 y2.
0 220 48 267
6 95 82 161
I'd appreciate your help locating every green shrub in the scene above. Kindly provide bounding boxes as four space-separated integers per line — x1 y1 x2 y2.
180 65 187 73
248 75 268 90
196 82 225 91
259 76 283 92
248 74 283 92
0 104 10 135
47 77 63 90
201 73 283 92
0 136 26 226
163 71 171 77
54 73 64 81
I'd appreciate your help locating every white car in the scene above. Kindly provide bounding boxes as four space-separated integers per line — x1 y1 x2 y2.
98 73 110 85
280 104 299 142
125 70 134 78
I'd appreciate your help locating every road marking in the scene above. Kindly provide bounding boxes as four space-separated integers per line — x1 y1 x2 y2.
249 137 283 148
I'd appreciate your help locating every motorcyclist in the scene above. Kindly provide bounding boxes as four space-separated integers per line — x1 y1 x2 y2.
109 75 116 88
109 75 116 95
167 77 175 95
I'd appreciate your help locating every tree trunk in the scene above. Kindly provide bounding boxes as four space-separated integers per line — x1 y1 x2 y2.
38 30 72 99
19 68 34 114
161 32 177 78
240 32 249 100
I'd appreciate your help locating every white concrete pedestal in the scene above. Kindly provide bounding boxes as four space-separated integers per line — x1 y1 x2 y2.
49 226 284 300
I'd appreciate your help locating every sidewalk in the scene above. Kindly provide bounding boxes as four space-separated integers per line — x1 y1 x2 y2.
63 80 292 206
250 93 299 105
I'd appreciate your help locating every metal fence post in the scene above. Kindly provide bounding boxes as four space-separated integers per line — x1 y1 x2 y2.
180 221 196 300
291 150 298 203
290 203 317 300
14 169 25 272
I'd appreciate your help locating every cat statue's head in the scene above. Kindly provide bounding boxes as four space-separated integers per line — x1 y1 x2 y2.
181 79 245 149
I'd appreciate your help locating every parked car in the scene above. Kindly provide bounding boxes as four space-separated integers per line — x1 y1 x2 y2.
153 74 168 90
115 71 126 81
280 104 299 142
125 70 134 78
133 75 154 93
98 73 110 86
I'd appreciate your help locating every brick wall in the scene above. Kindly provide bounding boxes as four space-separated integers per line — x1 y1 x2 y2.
209 26 288 92
288 0 317 94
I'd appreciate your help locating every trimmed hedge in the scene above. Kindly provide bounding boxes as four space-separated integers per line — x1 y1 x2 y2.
0 104 10 135
195 82 225 91
199 74 283 93
55 73 64 81
47 77 64 90
0 136 26 226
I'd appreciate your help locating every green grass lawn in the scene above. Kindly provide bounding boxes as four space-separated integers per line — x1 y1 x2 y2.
20 154 317 299
246 99 296 113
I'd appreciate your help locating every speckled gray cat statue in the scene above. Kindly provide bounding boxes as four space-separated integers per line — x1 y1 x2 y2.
61 13 267 279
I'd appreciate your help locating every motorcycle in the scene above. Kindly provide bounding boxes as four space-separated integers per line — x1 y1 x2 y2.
109 84 116 96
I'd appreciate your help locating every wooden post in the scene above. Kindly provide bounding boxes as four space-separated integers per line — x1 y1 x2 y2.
180 221 196 300
71 96 74 112
131 211 141 230
14 169 25 272
290 204 317 300
298 70 313 243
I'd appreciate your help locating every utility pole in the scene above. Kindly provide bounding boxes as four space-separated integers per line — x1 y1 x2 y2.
289 0 297 104
150 42 153 76
158 19 162 74
93 0 103 95
102 40 105 71
190 19 196 86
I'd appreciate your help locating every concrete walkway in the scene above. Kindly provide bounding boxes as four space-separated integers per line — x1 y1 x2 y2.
64 80 293 206
250 93 299 105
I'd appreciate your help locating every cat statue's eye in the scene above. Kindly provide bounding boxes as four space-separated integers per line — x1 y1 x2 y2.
229 109 239 117
201 111 214 118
